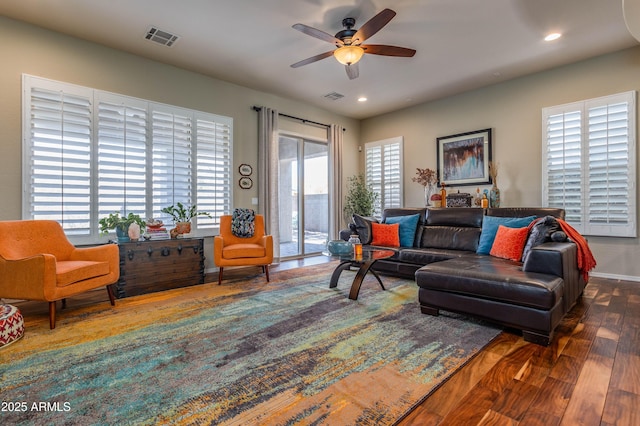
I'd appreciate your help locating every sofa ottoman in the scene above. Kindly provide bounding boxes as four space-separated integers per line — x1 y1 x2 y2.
0 304 25 348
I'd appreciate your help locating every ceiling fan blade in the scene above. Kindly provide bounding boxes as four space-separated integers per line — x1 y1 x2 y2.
352 8 396 44
290 51 335 68
345 63 359 80
362 44 416 57
292 23 343 46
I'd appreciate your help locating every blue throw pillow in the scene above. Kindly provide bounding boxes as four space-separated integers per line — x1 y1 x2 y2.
385 214 421 247
477 215 537 255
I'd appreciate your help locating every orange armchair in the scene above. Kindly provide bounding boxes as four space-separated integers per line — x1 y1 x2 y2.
213 214 273 285
0 220 120 329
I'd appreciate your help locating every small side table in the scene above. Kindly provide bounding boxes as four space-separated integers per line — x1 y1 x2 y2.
324 248 395 300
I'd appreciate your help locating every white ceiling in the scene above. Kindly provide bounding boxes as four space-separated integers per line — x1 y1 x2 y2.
1 0 639 119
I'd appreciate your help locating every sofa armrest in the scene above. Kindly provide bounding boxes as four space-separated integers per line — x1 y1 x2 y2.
523 241 584 311
523 241 577 277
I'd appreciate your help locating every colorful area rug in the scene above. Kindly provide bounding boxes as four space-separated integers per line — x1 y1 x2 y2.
1 264 501 425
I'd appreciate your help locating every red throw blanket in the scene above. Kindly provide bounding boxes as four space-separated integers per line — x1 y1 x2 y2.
556 218 597 282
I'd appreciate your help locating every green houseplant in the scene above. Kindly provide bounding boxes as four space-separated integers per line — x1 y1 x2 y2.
342 174 378 225
98 212 146 243
161 202 212 236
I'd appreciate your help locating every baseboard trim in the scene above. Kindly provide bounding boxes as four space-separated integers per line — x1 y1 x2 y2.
590 271 640 283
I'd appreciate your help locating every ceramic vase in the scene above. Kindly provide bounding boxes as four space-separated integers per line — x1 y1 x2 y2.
489 184 501 208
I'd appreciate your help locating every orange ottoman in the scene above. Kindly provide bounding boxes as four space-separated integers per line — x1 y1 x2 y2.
0 304 24 348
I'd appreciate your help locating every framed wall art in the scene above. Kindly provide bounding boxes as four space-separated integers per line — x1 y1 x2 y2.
239 164 253 176
239 177 253 189
436 128 492 187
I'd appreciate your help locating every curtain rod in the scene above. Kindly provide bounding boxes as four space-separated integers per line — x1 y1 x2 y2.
252 106 345 131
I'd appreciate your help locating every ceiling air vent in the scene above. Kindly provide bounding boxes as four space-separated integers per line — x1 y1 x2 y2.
324 92 344 101
144 27 179 47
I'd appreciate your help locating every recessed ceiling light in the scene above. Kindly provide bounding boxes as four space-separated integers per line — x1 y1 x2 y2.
358 97 367 102
544 33 562 42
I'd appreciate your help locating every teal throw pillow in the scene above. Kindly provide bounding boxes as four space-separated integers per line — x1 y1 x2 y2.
385 214 421 247
477 215 537 255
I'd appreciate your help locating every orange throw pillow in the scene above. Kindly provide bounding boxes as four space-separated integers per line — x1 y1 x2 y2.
370 222 400 247
490 225 529 261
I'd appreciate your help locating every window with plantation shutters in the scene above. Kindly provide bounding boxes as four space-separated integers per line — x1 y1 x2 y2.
24 79 93 236
365 137 403 217
23 75 233 244
542 91 636 237
151 108 194 220
97 94 148 223
195 117 232 222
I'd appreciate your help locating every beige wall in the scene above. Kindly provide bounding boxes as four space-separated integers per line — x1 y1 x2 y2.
361 46 640 280
0 17 361 271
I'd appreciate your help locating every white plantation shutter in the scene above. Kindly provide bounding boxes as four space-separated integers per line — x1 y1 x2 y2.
542 91 636 237
151 108 193 224
97 95 148 221
23 75 233 242
543 109 583 224
24 79 93 235
365 144 383 216
587 100 632 234
195 116 232 227
384 142 402 209
365 137 403 217
151 109 232 228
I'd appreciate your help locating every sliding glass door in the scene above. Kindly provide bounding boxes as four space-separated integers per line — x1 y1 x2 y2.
279 135 328 257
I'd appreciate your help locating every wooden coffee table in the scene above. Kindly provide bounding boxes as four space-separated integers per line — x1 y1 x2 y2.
324 248 395 300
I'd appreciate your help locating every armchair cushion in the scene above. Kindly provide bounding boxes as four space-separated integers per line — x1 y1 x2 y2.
223 244 266 259
56 260 110 287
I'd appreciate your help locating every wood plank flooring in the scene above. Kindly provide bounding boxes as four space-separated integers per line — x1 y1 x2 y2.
398 275 640 426
7 257 640 425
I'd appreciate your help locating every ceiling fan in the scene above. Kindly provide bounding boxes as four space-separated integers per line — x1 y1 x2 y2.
291 8 416 80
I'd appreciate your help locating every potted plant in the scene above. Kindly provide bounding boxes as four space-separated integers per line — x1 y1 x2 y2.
99 212 146 243
342 174 378 224
161 202 212 236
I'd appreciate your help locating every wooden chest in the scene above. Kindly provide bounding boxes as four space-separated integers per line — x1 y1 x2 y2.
115 238 205 298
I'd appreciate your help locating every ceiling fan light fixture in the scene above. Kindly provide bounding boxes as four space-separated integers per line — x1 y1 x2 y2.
334 45 365 65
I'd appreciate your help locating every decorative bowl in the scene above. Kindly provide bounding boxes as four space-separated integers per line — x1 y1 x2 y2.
327 240 353 255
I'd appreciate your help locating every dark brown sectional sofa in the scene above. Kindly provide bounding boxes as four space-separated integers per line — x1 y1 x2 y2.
341 207 587 345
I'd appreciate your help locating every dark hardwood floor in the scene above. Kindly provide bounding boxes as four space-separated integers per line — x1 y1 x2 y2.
397 275 640 426
8 257 640 425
